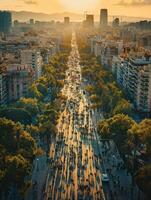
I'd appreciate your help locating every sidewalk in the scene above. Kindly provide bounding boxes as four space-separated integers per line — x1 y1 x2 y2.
90 109 144 200
101 140 143 200
25 155 48 200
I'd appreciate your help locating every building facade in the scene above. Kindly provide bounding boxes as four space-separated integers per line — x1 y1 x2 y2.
85 14 94 27
100 9 108 28
112 57 151 113
64 17 70 25
21 49 43 79
0 11 12 34
0 73 7 105
6 64 34 102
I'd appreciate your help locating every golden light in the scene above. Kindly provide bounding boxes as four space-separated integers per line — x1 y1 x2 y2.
59 0 100 12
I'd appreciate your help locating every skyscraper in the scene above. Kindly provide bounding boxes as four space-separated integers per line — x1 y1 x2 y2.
30 19 34 25
0 11 12 34
84 14 94 27
64 17 70 25
100 9 108 28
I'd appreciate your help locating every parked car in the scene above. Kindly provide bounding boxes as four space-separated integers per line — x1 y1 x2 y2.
102 174 109 182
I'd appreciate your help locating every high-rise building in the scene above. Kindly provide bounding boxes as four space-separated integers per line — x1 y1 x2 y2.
30 19 34 25
85 14 94 27
100 9 108 28
112 57 151 113
0 73 7 105
64 17 70 25
6 64 34 102
21 50 43 79
0 11 12 34
112 18 120 28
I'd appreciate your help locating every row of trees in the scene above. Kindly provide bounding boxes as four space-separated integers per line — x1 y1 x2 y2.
80 53 132 118
79 47 151 199
98 115 151 198
0 118 36 198
0 52 69 198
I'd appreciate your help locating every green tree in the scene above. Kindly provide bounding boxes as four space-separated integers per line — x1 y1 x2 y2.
5 154 31 187
128 119 151 155
0 118 36 158
112 99 132 116
98 114 135 151
0 108 32 124
16 98 39 117
28 84 43 100
135 164 151 199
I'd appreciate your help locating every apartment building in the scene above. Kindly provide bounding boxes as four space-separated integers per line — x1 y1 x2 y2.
6 64 34 102
0 72 7 105
112 57 151 113
41 45 58 64
90 36 102 54
90 37 123 67
20 49 43 79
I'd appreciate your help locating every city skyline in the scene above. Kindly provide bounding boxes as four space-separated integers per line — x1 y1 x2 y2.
0 1 151 200
0 0 151 18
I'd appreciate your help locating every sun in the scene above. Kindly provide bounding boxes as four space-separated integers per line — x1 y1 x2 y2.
59 0 99 12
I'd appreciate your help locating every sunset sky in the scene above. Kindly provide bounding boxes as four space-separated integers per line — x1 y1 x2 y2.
0 0 151 18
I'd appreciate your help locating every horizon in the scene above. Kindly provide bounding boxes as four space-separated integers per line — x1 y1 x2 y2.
0 1 151 200
0 0 151 18
1 10 151 23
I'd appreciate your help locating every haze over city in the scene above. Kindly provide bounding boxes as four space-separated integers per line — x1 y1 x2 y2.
0 1 151 200
0 0 151 18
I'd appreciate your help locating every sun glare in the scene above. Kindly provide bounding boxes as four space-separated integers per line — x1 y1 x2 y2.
59 0 99 12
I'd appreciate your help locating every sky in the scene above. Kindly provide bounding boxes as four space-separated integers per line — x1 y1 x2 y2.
0 0 151 18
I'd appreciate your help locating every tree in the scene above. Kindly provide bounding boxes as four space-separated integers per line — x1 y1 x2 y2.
97 120 110 139
26 125 40 139
28 84 43 100
135 164 151 199
80 53 131 118
0 145 7 170
0 118 36 158
128 119 151 155
0 118 36 196
16 98 39 117
18 131 36 160
98 114 135 151
0 118 22 152
43 64 56 86
112 99 132 116
5 154 31 187
0 108 32 125
37 82 48 97
85 85 95 95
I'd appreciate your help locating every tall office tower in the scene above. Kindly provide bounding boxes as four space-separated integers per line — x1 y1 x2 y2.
30 18 34 25
100 9 108 28
0 11 12 34
85 14 94 27
64 17 70 25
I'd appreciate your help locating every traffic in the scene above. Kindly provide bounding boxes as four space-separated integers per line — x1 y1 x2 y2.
44 32 105 200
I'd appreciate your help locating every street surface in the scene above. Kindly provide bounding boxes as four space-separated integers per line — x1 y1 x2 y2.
44 33 105 200
43 32 144 200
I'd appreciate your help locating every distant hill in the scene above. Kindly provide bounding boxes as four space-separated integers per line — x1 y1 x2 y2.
11 11 83 22
10 10 151 22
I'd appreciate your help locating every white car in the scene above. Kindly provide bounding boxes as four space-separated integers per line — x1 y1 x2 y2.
102 174 109 182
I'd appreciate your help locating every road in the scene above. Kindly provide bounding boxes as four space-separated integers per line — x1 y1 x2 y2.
44 32 105 200
44 32 144 200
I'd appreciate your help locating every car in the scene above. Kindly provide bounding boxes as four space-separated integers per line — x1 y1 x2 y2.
101 174 109 182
